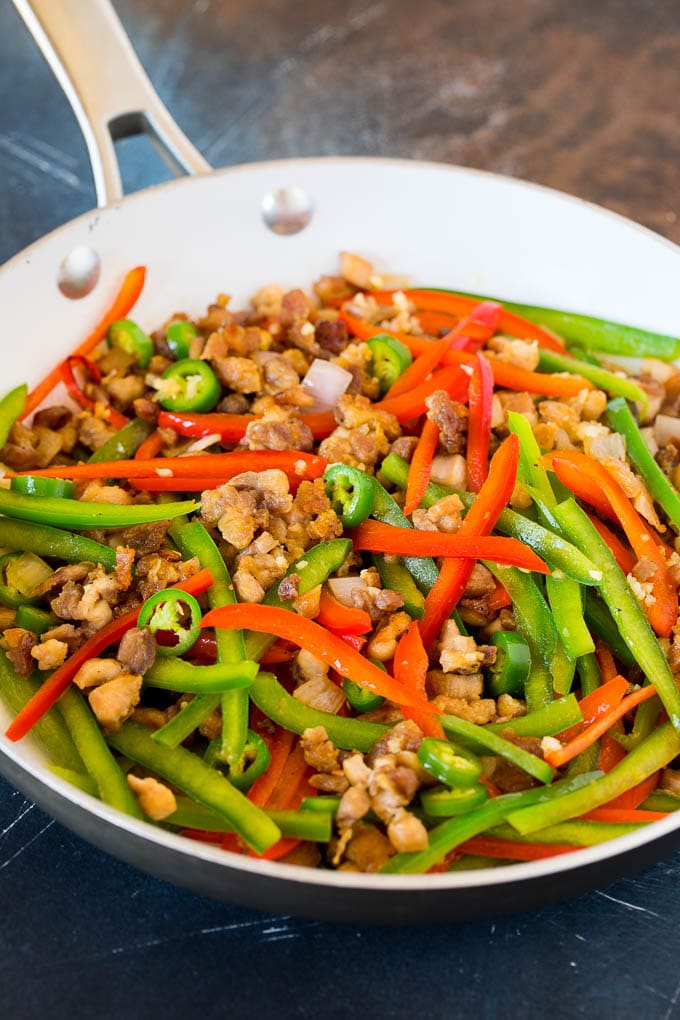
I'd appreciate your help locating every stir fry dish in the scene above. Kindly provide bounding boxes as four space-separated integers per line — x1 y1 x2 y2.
2 253 680 874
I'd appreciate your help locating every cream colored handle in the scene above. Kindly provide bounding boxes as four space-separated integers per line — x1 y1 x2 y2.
13 0 211 206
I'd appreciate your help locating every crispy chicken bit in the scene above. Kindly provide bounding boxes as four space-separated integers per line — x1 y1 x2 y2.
88 672 142 732
319 394 400 471
72 657 124 690
127 774 177 821
31 639 68 671
366 611 412 661
117 627 156 675
432 695 497 724
387 809 429 853
1 628 36 677
413 493 464 534
425 391 469 454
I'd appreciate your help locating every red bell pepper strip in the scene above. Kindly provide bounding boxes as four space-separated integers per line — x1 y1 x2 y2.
157 409 337 443
315 588 372 635
368 289 566 352
349 519 549 572
543 684 658 769
200 603 434 712
558 675 630 743
393 621 444 739
466 353 494 493
584 807 667 823
22 266 146 419
5 567 214 742
59 356 130 430
549 450 678 638
586 514 636 575
18 449 327 484
376 365 470 420
457 836 579 861
598 731 626 772
404 419 440 516
419 433 519 647
246 727 296 808
386 334 455 399
134 429 163 460
594 638 618 683
602 771 660 812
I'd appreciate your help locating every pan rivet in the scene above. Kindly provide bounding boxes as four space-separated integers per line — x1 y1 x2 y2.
261 187 313 235
57 246 101 299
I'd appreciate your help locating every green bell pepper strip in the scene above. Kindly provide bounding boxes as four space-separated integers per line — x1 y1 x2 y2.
10 475 75 499
567 345 602 367
607 396 680 530
537 349 649 410
371 552 425 619
143 658 258 694
486 564 555 711
487 631 531 698
370 478 439 593
0 553 37 609
58 687 143 818
642 790 680 812
0 488 197 529
0 654 83 771
381 771 600 873
87 417 154 464
508 720 680 835
49 766 98 797
366 334 413 394
417 737 482 788
447 289 680 361
583 591 637 667
158 358 221 413
440 712 554 784
379 453 603 585
170 520 249 771
107 318 154 368
14 604 55 635
554 498 680 730
551 640 576 697
490 819 646 846
420 784 488 818
616 696 662 753
166 320 197 360
487 694 582 737
324 463 376 527
343 677 384 714
107 720 280 853
152 693 222 749
138 588 203 657
0 516 117 570
0 383 27 449
576 652 602 697
244 538 352 661
204 729 270 791
507 410 593 664
250 671 389 752
166 798 332 842
300 795 341 814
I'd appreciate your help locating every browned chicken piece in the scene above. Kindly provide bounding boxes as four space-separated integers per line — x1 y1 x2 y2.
300 726 341 774
127 774 177 821
79 481 132 505
117 627 156 675
1 628 36 677
387 809 429 853
72 657 124 690
425 391 468 454
88 672 142 732
336 786 372 828
366 611 412 661
426 670 484 700
30 639 68 671
342 822 394 872
114 546 136 591
432 695 497 725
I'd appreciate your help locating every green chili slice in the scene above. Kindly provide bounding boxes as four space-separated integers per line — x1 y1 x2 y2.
166 320 197 360
138 588 203 657
343 677 385 713
158 358 221 413
417 737 482 789
205 729 270 791
366 334 412 394
324 463 376 527
420 784 488 818
108 318 154 368
487 631 531 698
10 475 75 499
440 712 555 784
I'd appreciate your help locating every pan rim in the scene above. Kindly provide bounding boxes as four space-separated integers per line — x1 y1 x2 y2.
2 153 680 897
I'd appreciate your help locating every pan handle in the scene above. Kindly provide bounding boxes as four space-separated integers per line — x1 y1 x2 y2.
12 0 212 207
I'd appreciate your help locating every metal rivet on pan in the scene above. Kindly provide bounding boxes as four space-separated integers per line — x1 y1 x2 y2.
57 246 101 299
261 187 313 235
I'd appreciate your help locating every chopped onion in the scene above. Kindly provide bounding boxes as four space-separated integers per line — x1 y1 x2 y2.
302 358 353 411
654 414 680 446
327 575 368 607
182 434 221 454
293 675 345 714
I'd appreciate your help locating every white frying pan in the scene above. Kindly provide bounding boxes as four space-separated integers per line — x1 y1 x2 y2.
2 0 680 923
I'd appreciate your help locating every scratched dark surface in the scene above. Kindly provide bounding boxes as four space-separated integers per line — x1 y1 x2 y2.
2 0 680 1017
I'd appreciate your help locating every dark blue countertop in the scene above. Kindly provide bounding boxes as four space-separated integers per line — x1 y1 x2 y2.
2 2 680 1016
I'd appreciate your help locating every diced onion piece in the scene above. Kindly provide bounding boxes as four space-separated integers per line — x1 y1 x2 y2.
654 414 680 446
5 552 53 597
302 358 353 410
293 675 345 714
327 576 368 607
182 434 222 454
